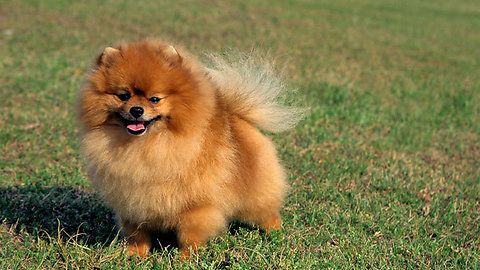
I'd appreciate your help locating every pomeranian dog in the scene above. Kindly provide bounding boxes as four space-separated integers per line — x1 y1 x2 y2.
78 39 304 258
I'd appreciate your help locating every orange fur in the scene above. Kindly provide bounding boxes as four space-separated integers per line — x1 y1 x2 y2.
78 39 298 257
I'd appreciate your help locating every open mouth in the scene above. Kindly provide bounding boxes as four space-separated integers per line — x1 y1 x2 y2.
115 113 162 135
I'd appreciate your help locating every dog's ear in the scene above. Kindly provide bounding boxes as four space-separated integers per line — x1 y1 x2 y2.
159 45 182 66
96 47 121 68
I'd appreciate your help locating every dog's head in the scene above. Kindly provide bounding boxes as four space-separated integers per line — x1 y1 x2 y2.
79 39 215 137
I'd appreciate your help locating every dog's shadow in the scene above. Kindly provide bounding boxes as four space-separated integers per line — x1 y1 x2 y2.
0 185 257 251
0 185 118 245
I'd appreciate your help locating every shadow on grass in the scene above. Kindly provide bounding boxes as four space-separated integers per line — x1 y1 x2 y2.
0 185 118 245
0 185 259 250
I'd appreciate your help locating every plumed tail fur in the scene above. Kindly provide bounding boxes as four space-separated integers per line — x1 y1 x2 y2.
206 53 306 133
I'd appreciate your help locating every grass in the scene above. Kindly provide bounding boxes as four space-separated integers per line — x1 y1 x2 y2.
0 0 479 268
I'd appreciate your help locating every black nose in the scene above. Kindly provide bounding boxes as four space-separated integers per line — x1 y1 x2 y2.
129 106 144 118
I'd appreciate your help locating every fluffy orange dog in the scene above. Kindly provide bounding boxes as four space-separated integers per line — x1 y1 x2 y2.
78 39 304 258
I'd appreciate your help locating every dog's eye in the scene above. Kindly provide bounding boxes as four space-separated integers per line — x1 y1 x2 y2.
117 93 131 101
149 97 161 104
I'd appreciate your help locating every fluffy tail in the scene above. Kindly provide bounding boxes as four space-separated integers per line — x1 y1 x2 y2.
205 52 306 133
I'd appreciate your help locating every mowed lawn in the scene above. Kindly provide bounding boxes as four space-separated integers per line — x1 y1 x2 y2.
0 0 479 268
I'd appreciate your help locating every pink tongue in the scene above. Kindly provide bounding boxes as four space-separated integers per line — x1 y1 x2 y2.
127 123 145 131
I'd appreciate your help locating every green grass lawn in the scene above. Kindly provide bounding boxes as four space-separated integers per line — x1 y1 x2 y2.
1 0 479 268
